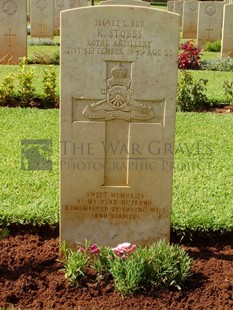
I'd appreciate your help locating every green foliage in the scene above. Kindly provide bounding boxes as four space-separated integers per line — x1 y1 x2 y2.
200 56 233 72
150 2 167 7
17 57 35 106
177 70 208 111
223 80 233 105
28 37 59 46
0 74 16 103
27 51 60 65
0 63 58 108
61 242 89 287
144 241 192 289
93 246 113 274
205 40 221 52
109 252 144 295
42 66 59 106
60 240 193 295
0 228 9 240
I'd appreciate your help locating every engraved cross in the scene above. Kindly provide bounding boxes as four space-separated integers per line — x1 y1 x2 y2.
189 20 196 31
205 24 213 39
72 62 165 187
38 19 45 34
5 28 16 47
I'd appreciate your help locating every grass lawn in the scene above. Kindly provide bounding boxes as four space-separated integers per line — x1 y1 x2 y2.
0 108 232 234
181 70 233 104
0 108 59 226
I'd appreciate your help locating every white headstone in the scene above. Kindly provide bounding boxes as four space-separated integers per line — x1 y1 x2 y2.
197 1 224 47
30 0 54 38
182 1 198 39
60 0 180 248
167 1 174 12
0 0 27 64
221 3 233 57
173 1 184 26
167 1 175 12
69 0 87 8
54 0 69 34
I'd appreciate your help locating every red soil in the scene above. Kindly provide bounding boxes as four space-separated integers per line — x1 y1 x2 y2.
0 226 232 310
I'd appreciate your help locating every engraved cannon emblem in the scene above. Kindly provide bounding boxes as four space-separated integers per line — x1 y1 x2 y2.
56 0 64 8
205 5 216 17
37 0 48 11
3 0 17 16
83 62 154 121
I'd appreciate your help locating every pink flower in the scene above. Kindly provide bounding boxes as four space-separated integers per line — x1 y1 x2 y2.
77 245 85 252
112 242 137 257
87 243 100 256
124 244 137 253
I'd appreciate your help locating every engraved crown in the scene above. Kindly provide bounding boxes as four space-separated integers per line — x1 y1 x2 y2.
111 63 127 79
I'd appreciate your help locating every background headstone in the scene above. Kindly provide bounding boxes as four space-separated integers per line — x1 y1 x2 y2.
100 0 150 6
221 3 233 57
60 0 180 248
69 0 87 8
54 0 69 34
173 1 184 27
30 0 54 38
182 1 198 39
167 1 175 12
197 1 224 47
0 0 27 64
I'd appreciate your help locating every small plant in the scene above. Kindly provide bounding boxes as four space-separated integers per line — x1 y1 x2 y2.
177 70 208 112
0 74 16 104
61 241 89 287
28 37 59 46
223 80 233 105
60 240 193 295
178 40 202 70
108 249 144 295
144 241 192 289
200 57 233 72
42 65 58 107
17 57 35 106
205 40 221 52
27 51 60 65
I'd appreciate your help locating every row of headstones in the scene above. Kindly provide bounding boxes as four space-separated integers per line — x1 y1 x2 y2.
168 1 233 57
31 0 88 38
0 0 88 64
